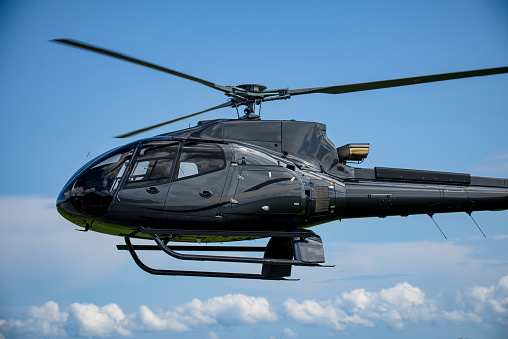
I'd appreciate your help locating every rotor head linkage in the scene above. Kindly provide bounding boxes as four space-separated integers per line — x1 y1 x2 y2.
228 84 266 118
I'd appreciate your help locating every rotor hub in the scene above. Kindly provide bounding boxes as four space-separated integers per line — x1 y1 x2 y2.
237 84 267 92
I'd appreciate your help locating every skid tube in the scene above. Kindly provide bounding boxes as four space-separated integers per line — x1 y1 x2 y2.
123 237 296 280
119 227 333 280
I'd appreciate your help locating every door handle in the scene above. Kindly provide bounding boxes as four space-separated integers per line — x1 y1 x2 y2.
146 186 160 194
200 190 212 198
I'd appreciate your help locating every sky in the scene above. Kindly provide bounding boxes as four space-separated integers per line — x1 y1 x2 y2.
1 1 508 338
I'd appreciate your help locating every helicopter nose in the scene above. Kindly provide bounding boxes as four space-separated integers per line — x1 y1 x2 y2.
56 186 71 214
56 182 89 228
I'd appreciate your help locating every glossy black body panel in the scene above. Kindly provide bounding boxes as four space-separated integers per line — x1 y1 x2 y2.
56 119 508 242
375 167 471 184
162 119 353 177
230 168 302 214
344 167 508 218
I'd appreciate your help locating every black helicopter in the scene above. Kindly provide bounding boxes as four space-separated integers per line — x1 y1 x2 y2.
54 39 508 280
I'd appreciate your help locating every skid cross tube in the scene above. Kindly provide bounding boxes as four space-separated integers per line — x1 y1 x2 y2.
123 237 296 280
147 231 326 266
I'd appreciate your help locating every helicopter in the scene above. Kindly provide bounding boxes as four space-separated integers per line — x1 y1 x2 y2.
54 39 508 281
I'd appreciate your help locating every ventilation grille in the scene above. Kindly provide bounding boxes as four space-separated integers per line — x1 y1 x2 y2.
315 186 329 213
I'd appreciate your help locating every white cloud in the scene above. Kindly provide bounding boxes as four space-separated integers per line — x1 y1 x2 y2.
0 301 132 338
285 275 508 331
493 235 508 241
137 294 276 332
284 297 375 330
283 327 298 338
138 305 190 332
177 294 277 325
1 278 507 337
24 301 68 337
0 294 277 338
441 310 481 325
28 301 68 324
452 275 508 326
67 303 133 337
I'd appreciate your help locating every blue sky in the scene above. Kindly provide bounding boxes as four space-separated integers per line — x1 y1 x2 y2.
1 1 508 338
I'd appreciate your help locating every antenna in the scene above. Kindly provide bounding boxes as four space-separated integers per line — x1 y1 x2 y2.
466 211 486 238
428 213 447 240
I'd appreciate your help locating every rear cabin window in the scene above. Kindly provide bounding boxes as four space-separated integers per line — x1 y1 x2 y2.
176 143 225 180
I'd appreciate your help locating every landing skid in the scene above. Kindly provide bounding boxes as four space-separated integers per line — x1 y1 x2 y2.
117 228 333 280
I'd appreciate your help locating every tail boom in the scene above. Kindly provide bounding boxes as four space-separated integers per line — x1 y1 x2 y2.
342 167 508 218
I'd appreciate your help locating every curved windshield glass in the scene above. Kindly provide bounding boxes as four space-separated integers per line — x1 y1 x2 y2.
68 144 136 217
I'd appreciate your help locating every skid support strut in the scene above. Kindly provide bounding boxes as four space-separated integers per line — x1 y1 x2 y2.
119 228 333 280
123 236 292 280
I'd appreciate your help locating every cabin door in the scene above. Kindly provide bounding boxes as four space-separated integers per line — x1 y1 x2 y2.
164 142 230 226
106 141 178 227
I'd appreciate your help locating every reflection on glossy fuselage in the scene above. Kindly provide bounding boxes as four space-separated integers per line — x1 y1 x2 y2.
57 137 322 241
57 120 508 243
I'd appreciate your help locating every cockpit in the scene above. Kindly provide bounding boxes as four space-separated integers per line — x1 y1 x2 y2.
57 139 227 222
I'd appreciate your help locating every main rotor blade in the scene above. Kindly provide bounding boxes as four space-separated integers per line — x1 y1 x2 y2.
52 39 231 94
115 101 235 138
288 66 508 96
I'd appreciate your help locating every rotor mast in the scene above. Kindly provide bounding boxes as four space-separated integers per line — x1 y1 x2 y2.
233 84 266 118
227 84 292 119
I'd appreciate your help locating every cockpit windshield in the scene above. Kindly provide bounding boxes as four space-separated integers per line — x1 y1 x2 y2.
67 144 136 217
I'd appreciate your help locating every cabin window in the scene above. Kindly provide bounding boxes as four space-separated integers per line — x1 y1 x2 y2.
178 162 199 178
125 142 178 186
175 143 225 180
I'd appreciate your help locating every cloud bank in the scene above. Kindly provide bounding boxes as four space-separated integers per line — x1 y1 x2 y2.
285 275 508 331
1 277 507 338
0 294 276 338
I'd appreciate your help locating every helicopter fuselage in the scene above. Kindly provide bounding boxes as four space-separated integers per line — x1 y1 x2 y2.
51 38 508 279
57 119 508 243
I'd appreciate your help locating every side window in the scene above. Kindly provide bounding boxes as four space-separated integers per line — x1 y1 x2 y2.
176 143 225 180
178 162 199 178
125 142 178 186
